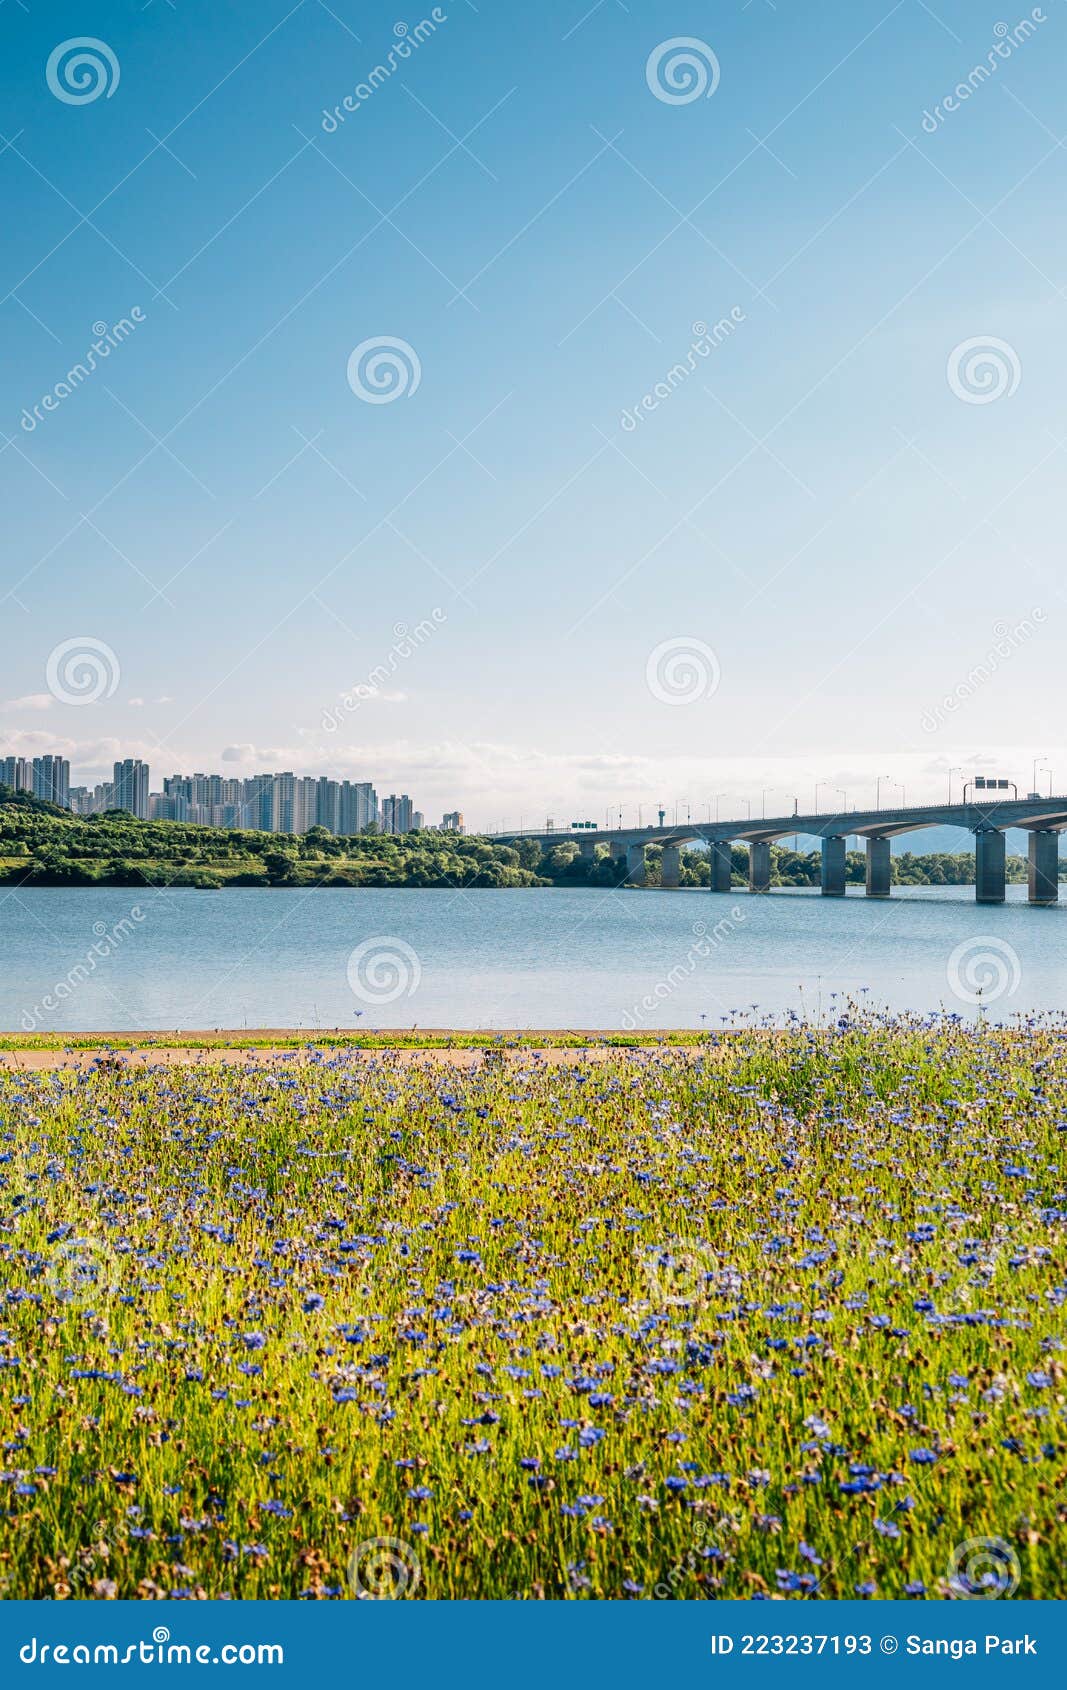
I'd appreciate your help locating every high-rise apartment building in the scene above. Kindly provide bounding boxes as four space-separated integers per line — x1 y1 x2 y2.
315 777 340 834
240 775 275 831
112 759 149 818
32 755 71 808
337 781 378 835
442 811 465 833
382 793 413 834
1 756 31 793
271 773 317 835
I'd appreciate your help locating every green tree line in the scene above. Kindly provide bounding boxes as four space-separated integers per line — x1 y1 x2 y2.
0 788 1040 889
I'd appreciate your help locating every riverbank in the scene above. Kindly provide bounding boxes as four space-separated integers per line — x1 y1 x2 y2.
0 1031 714 1070
0 1027 708 1053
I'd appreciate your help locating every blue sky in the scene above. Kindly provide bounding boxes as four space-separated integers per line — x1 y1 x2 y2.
1 0 1064 829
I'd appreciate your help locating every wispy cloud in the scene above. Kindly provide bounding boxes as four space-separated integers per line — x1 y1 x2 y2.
4 693 53 712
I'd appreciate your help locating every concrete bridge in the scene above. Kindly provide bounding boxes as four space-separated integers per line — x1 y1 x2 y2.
489 797 1067 904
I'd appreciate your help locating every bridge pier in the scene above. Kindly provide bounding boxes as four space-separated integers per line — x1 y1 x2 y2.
626 842 647 886
608 840 625 863
578 838 597 862
748 840 771 894
865 836 891 898
1028 829 1059 905
975 828 1006 904
821 835 846 896
709 839 733 892
660 844 681 889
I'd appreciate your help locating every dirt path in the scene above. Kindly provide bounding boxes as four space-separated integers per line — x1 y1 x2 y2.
0 1040 703 1073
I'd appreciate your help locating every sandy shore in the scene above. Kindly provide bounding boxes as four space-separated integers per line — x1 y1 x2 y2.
0 1034 705 1073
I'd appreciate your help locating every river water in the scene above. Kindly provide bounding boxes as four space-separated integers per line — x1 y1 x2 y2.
0 884 1061 1032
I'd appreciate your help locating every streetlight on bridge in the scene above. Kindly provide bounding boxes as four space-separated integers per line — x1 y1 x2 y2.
875 774 891 810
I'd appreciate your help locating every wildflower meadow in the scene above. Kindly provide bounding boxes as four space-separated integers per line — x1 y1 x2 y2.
0 1015 1063 1600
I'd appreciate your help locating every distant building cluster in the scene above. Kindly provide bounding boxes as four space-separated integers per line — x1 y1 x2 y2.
1 753 465 837
2 754 71 809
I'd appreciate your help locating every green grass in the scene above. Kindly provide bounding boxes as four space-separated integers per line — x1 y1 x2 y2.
0 1016 1062 1599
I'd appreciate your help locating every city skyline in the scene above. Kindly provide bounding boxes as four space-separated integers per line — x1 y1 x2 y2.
1 2 1064 830
1 750 454 835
